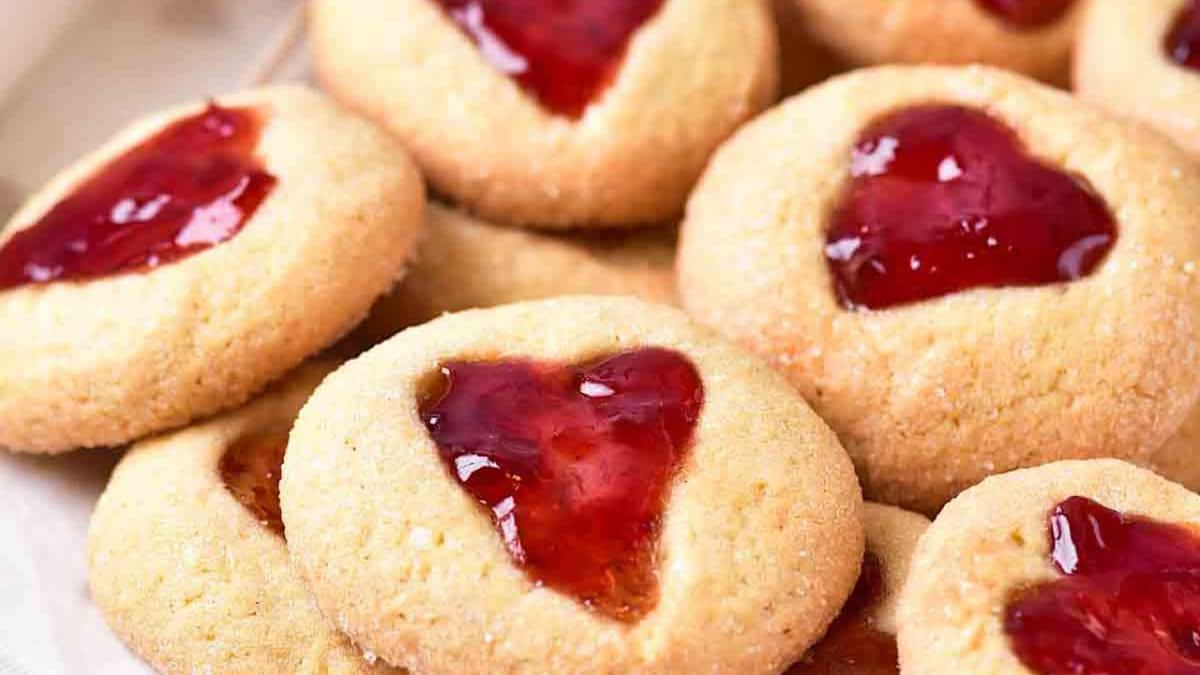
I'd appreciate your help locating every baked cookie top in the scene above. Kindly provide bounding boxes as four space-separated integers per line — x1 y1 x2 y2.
354 203 677 345
0 85 425 454
898 459 1200 674
281 296 863 674
88 362 401 675
1076 0 1200 156
786 0 1081 83
678 65 1200 514
310 0 777 228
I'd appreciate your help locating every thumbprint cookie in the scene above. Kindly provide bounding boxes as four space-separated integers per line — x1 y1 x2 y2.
88 362 401 674
309 0 778 228
679 65 1200 514
1076 0 1200 156
354 203 677 346
785 0 1081 83
0 86 425 454
281 296 863 674
898 459 1200 675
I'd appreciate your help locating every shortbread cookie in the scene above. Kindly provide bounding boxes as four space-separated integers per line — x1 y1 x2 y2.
898 459 1200 674
1076 0 1200 156
787 0 1082 83
88 362 401 675
310 0 777 228
786 503 928 675
281 296 863 674
0 85 425 454
355 203 677 345
679 65 1200 514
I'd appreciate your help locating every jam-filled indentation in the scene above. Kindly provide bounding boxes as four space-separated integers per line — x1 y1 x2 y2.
1005 496 1200 675
0 104 275 291
1167 0 1200 71
825 104 1116 310
973 0 1075 28
418 347 703 622
220 432 289 537
433 0 665 118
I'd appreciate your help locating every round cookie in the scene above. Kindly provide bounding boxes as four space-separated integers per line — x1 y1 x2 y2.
678 65 1200 514
786 503 929 674
309 0 778 229
354 203 678 345
281 296 864 674
1075 0 1200 156
897 459 1200 674
0 85 425 454
88 362 401 675
783 0 1083 83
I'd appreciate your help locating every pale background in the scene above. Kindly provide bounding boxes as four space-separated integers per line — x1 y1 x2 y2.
0 2 307 672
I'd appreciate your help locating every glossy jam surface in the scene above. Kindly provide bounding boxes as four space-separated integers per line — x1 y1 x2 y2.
1005 497 1200 675
1167 0 1200 70
419 348 703 622
0 104 275 291
825 105 1115 310
219 433 288 537
785 553 898 675
433 0 665 118
973 0 1074 28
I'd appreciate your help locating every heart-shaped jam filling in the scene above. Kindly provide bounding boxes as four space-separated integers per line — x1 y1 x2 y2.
973 0 1075 28
0 104 275 292
433 0 665 118
220 432 288 538
785 553 898 675
825 105 1116 310
1005 496 1200 675
419 347 703 622
1167 0 1200 71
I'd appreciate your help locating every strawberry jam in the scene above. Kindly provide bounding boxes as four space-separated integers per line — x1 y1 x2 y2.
974 0 1075 28
0 104 274 292
220 433 288 538
419 347 703 622
1167 0 1200 70
786 553 898 675
825 105 1115 310
1004 496 1200 675
433 0 665 118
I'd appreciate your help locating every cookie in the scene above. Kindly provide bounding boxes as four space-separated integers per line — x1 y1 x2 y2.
678 65 1200 514
88 362 401 675
786 503 928 675
281 296 863 674
1075 0 1200 156
785 0 1081 83
897 459 1200 674
354 203 678 345
0 85 425 454
309 0 777 229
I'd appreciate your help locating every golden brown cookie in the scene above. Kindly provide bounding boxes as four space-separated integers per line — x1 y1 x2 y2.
354 203 677 345
678 65 1200 514
898 459 1200 674
88 362 401 675
310 0 777 229
0 85 425 454
1075 0 1200 156
785 0 1082 83
281 296 863 674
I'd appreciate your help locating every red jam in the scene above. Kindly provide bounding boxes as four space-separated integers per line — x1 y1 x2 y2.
786 553 899 675
219 433 288 537
419 348 703 622
1167 0 1200 70
825 105 1116 310
433 0 665 118
973 0 1075 28
1004 496 1200 675
0 104 275 291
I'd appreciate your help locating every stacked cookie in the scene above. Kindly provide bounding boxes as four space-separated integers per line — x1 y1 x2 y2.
4 0 1200 673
